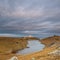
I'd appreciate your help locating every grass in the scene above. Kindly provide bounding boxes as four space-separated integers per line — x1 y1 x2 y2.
0 35 60 60
0 37 28 54
0 37 39 54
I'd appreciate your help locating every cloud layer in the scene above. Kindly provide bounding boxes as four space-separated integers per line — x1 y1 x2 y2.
0 0 60 37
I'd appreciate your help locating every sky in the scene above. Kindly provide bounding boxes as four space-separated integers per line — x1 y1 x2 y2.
0 0 60 38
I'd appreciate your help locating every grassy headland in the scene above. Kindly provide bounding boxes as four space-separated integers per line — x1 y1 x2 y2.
0 35 60 60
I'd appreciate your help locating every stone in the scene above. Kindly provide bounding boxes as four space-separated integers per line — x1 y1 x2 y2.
8 56 18 60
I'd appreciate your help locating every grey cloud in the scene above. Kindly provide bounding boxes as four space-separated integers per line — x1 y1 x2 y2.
0 0 60 18
0 0 60 37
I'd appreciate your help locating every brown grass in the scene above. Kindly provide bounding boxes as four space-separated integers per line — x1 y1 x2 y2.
0 35 60 60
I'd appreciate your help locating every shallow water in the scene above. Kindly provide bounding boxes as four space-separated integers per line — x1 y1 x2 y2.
17 40 45 55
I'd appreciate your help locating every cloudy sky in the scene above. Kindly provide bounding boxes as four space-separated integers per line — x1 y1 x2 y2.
0 0 60 38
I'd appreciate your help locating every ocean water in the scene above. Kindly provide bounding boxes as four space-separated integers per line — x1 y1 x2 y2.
16 33 60 39
17 40 45 55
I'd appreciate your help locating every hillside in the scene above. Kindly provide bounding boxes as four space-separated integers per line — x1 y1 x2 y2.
41 35 60 47
0 37 39 54
0 37 28 54
0 35 60 60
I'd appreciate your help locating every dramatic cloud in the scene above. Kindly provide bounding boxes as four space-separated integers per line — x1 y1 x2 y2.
0 0 60 38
